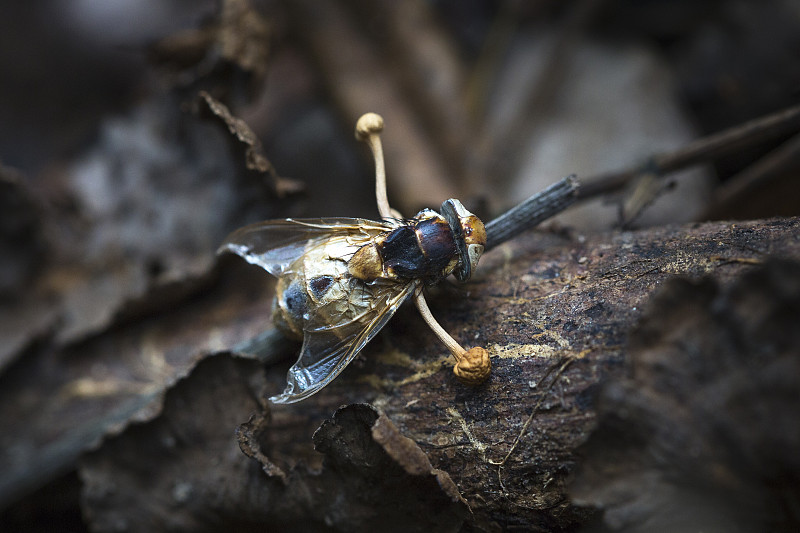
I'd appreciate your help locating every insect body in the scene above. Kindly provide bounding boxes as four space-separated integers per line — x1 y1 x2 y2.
219 200 486 403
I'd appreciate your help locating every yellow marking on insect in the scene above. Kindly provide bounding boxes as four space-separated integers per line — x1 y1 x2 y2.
348 242 383 281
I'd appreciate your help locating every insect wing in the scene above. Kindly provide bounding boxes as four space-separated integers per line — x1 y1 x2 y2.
270 280 417 404
218 218 392 276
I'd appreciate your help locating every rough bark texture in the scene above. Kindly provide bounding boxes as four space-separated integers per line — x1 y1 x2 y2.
572 258 800 532
67 217 800 530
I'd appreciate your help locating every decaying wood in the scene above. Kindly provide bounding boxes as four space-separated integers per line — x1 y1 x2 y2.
8 217 795 531
572 259 800 532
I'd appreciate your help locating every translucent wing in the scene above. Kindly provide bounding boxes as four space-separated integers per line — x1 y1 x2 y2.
218 217 394 276
270 280 418 404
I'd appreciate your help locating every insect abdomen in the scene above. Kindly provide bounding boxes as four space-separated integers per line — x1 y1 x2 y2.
273 276 307 340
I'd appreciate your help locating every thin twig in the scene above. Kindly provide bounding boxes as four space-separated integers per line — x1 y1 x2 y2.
701 131 800 219
578 103 800 200
485 174 580 251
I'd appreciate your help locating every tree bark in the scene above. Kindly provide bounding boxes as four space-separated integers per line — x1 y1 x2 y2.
82 216 800 531
2 218 798 530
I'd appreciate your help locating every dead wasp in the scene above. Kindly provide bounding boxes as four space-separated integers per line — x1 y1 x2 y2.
220 113 579 403
220 114 488 403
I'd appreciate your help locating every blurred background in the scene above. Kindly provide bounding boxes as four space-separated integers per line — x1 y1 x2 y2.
0 0 798 530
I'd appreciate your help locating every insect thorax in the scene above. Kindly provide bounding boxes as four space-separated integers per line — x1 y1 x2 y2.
348 210 459 283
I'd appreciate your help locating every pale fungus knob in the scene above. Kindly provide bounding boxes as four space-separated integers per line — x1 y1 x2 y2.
355 112 384 141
